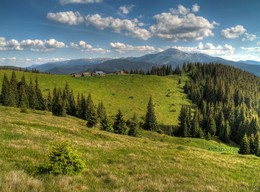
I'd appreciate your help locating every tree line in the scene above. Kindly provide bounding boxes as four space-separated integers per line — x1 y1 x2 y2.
0 71 159 137
179 63 260 156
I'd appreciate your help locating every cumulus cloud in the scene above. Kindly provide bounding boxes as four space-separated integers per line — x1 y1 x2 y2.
47 11 84 25
119 4 135 15
110 42 163 53
0 37 66 52
172 42 235 56
20 39 66 52
150 4 217 41
70 40 110 53
221 25 246 39
0 37 23 51
85 14 151 40
60 0 102 5
242 33 257 42
47 12 151 40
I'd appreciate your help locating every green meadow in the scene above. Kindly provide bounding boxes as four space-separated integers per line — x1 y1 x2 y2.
0 70 190 125
0 106 259 191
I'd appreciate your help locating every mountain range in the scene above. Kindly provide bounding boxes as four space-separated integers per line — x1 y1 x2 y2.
28 48 260 76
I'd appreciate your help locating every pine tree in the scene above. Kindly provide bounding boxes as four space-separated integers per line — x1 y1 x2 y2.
28 78 38 109
86 93 95 120
253 133 259 155
67 90 77 116
113 110 127 134
220 121 230 143
191 108 203 138
178 106 189 137
128 113 139 137
249 134 255 154
207 115 216 136
1 74 10 105
85 93 97 127
45 91 52 111
97 100 106 120
100 107 111 132
19 84 29 113
52 88 66 117
239 134 250 154
35 77 45 110
9 71 19 106
144 96 157 131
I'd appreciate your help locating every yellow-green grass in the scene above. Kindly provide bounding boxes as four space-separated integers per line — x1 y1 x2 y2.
0 106 259 192
0 70 190 125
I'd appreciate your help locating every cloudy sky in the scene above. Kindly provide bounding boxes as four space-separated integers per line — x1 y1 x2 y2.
1 0 260 66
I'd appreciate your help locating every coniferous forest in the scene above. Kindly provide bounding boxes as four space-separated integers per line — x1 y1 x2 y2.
1 63 260 156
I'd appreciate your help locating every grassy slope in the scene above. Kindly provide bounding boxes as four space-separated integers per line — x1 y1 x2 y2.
0 107 259 192
0 70 190 125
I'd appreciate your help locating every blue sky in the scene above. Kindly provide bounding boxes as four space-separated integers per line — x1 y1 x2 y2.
0 0 260 66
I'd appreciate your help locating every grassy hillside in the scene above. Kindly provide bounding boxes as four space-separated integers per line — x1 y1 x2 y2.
0 70 190 125
0 106 259 191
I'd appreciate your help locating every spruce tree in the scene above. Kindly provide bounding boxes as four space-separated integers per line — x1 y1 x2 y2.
113 110 127 134
178 106 189 137
85 93 97 127
100 107 111 132
19 84 29 113
1 74 10 105
45 91 52 111
191 108 203 138
35 77 45 110
9 71 19 106
67 90 77 116
97 100 106 120
254 133 259 155
207 115 216 136
220 121 230 143
144 96 157 131
239 134 250 154
249 134 255 154
128 113 139 137
28 78 37 109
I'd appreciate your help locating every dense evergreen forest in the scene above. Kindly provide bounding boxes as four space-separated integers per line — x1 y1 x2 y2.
1 63 259 156
182 63 259 155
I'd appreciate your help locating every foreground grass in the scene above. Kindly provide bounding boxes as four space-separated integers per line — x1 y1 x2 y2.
0 106 259 192
0 70 190 125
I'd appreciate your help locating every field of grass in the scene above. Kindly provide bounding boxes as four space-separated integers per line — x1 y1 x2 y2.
0 106 259 191
0 70 190 125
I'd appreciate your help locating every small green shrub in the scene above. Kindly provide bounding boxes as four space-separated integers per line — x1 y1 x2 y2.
44 141 86 175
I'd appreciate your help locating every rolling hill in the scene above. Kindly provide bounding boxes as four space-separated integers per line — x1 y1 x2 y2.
0 106 259 191
0 70 190 125
28 48 260 76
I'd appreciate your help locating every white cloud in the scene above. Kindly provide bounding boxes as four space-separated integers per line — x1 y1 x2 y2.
172 42 235 56
60 0 102 5
20 39 66 52
0 37 66 52
257 42 260 46
84 14 151 40
221 25 246 39
47 11 84 25
150 4 217 41
0 37 23 51
192 4 200 12
70 41 110 53
119 4 135 15
47 12 151 40
110 42 164 53
241 46 260 53
242 33 257 42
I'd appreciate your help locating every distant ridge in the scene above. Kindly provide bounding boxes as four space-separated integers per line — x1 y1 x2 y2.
27 48 260 76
